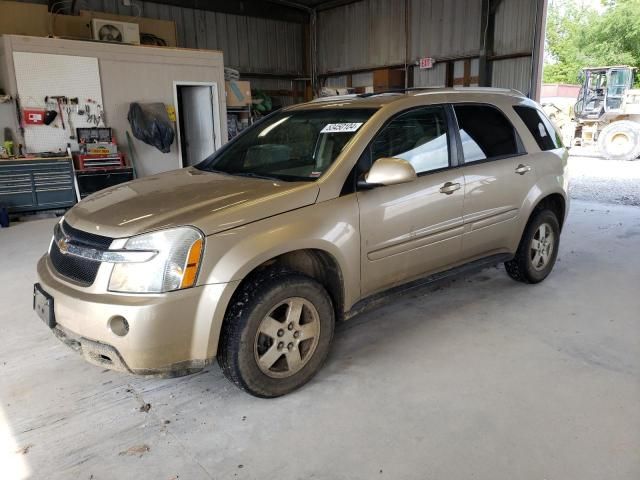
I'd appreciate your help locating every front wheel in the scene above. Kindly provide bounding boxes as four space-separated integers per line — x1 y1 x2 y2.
505 209 560 284
218 270 335 397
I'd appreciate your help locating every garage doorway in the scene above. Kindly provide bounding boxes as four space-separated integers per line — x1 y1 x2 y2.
174 82 222 167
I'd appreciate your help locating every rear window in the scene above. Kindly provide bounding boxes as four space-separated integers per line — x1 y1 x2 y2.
513 105 563 151
453 104 521 162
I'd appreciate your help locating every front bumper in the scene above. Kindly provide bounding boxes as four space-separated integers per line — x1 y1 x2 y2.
36 254 239 376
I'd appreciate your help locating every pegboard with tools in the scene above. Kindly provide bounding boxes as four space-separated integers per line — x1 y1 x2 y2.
12 52 106 153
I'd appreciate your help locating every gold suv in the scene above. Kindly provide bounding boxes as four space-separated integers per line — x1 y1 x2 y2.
34 89 569 397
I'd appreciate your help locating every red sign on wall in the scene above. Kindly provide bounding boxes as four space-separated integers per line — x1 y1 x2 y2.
23 109 46 125
419 57 434 70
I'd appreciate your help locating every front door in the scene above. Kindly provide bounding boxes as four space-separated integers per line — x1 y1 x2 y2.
357 106 465 297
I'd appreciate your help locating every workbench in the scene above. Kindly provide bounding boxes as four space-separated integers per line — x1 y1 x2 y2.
0 156 76 213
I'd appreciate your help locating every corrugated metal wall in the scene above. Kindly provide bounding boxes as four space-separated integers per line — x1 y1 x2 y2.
493 0 537 56
318 0 483 75
413 62 446 88
491 0 538 96
18 0 305 75
409 0 482 60
84 0 305 75
492 57 532 95
317 0 406 74
318 0 540 95
18 0 541 95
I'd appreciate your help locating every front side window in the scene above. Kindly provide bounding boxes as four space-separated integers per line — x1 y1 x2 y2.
197 108 376 181
370 106 450 174
513 105 563 151
454 104 520 162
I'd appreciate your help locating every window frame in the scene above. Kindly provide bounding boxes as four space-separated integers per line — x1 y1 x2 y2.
362 103 460 176
513 104 564 151
450 102 528 166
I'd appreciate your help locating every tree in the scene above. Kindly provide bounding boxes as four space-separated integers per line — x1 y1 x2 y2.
544 0 640 84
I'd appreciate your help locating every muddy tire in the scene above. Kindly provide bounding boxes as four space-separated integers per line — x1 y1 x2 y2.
597 120 640 161
218 269 334 398
504 209 560 284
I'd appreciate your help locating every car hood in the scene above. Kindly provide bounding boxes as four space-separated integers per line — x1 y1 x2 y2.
64 167 320 238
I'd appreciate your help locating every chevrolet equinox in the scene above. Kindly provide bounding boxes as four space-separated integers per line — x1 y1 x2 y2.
34 88 569 397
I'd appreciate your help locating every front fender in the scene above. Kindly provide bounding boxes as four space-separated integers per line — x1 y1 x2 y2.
197 195 361 310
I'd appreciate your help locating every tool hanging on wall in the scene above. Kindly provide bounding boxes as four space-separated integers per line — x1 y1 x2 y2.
47 96 67 130
14 96 25 139
65 105 76 139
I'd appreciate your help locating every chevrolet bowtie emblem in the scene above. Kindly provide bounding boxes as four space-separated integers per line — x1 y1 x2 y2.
57 236 70 254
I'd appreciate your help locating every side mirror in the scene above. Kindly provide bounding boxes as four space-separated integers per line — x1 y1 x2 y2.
359 157 417 189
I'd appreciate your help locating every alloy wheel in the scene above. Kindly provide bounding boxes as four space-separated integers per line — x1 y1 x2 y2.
253 297 321 378
530 222 555 271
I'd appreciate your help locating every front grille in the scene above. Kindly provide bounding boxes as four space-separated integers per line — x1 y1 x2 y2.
50 221 113 286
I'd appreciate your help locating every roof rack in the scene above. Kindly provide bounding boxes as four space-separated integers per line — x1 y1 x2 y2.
308 94 359 103
309 86 526 103
356 87 441 98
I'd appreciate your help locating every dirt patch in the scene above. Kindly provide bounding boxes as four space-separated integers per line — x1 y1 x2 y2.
16 444 33 455
119 444 150 457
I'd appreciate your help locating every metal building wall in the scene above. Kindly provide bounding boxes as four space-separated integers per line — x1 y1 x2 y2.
317 0 542 95
492 57 532 95
318 0 482 75
409 0 482 60
316 0 406 74
18 0 305 75
491 0 538 96
493 0 537 56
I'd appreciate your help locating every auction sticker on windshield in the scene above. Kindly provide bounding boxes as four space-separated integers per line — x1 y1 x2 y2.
320 123 363 133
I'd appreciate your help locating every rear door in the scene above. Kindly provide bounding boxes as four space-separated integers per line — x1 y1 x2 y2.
357 105 465 297
453 103 536 260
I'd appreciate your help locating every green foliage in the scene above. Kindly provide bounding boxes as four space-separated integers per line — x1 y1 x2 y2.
544 0 640 84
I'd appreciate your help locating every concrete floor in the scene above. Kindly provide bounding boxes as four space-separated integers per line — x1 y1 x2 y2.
1 197 639 479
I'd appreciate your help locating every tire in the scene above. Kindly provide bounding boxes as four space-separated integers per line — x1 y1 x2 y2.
504 209 560 284
218 269 335 398
597 120 640 161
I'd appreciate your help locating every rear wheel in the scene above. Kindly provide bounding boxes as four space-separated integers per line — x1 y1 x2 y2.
505 209 560 284
597 120 640 161
218 270 334 397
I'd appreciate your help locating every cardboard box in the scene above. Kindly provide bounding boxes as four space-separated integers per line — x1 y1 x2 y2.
373 68 405 92
225 81 252 108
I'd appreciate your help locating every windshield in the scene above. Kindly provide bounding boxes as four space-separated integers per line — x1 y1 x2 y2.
197 108 376 181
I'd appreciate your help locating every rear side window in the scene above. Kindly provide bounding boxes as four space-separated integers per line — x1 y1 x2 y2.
453 104 520 162
513 105 563 150
370 106 450 174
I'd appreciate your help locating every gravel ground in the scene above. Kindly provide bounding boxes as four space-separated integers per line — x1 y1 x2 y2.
569 149 640 206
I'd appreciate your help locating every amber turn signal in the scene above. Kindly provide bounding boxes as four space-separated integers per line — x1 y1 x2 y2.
180 238 203 289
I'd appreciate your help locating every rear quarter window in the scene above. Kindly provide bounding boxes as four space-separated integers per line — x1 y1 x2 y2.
513 105 563 151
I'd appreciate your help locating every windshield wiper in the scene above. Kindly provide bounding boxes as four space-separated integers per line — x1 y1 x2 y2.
229 172 285 181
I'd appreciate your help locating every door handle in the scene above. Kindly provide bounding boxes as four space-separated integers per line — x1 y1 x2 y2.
515 164 532 175
439 181 461 195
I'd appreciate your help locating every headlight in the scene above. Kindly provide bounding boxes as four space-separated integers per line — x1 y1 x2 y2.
108 227 204 293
